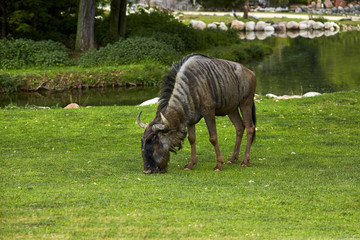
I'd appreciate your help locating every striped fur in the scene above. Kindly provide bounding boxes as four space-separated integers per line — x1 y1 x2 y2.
139 54 256 173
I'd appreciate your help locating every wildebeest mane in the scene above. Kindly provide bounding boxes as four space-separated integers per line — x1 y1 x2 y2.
157 54 211 113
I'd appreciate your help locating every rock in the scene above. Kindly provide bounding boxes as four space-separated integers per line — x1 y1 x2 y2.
266 93 278 98
307 20 316 30
355 4 360 11
299 20 309 30
190 20 206 30
295 7 303 13
207 23 217 29
255 21 267 31
324 22 339 30
275 7 289 12
324 0 333 8
264 25 275 32
274 22 287 32
231 20 245 31
219 22 228 31
245 21 256 31
332 7 338 13
304 92 321 97
335 0 346 7
139 97 159 106
64 103 80 109
287 21 299 30
313 21 325 30
344 6 350 12
338 6 344 12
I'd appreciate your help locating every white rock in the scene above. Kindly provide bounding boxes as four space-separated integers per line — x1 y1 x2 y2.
219 22 228 31
266 93 278 98
139 97 159 106
207 23 217 29
255 21 267 31
313 22 325 30
245 21 256 31
287 21 299 30
303 92 321 97
190 20 206 30
264 25 275 32
231 20 245 31
64 103 80 109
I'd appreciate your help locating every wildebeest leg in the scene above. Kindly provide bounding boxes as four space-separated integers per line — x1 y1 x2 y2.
240 101 255 167
227 109 245 164
184 124 197 170
203 113 224 171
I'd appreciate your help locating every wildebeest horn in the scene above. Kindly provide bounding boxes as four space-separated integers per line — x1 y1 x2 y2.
137 111 148 129
151 113 169 132
160 113 169 128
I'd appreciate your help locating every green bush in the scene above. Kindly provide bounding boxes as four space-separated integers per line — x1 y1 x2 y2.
78 37 181 67
126 8 240 53
0 38 72 70
0 74 24 93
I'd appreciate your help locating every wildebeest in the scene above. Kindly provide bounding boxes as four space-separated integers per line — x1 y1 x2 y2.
137 54 256 173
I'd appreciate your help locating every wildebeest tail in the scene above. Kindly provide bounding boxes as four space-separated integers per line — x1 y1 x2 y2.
252 102 256 144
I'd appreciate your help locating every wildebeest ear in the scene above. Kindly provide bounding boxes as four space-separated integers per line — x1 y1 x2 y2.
152 124 166 132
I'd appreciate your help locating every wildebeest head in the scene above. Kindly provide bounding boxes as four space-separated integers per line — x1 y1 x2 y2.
137 112 171 174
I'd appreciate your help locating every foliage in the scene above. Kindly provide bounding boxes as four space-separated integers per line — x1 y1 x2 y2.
126 8 240 53
1 91 360 238
2 0 79 43
0 74 24 93
78 37 181 67
0 38 72 70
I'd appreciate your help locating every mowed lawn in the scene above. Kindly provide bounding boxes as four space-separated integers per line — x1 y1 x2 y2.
1 91 359 239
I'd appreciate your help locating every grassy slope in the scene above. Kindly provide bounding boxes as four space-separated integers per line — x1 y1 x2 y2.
1 91 359 239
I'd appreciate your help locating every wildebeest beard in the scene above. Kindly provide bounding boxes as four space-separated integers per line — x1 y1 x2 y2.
141 126 187 174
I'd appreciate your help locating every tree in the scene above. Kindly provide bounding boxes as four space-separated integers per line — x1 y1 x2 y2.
109 0 127 41
0 0 7 38
75 0 96 51
196 0 250 19
0 0 78 41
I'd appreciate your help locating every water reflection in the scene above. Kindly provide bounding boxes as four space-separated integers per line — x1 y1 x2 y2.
250 31 360 95
239 29 340 40
1 87 160 108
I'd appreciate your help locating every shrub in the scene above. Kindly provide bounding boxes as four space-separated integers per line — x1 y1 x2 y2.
0 74 24 93
0 38 72 70
78 37 181 67
126 8 240 53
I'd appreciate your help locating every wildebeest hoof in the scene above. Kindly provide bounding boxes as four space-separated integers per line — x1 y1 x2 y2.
213 165 223 171
241 161 248 167
184 167 192 171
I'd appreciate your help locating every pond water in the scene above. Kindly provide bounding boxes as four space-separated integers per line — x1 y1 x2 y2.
1 31 359 107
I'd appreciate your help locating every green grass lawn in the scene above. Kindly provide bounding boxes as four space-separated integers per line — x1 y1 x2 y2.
1 91 359 239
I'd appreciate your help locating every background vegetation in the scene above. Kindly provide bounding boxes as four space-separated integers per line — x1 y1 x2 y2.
0 8 272 92
1 91 359 238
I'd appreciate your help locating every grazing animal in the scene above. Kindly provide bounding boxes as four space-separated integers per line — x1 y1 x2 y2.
137 54 256 174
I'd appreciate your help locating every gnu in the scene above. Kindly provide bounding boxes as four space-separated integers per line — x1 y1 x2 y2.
137 54 256 173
